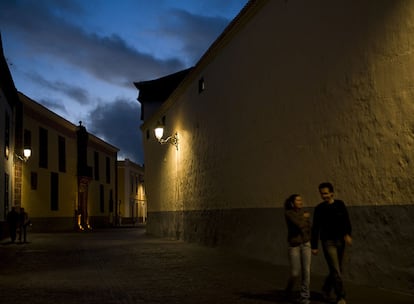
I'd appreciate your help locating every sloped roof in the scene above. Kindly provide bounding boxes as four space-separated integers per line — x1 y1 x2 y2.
0 33 19 107
134 67 194 103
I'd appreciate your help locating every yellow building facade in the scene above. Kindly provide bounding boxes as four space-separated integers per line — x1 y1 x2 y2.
20 92 119 231
1 32 121 236
139 0 414 294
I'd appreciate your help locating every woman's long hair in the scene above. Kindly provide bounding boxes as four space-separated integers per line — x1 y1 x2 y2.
284 194 300 210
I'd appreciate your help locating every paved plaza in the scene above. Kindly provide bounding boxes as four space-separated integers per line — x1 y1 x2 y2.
0 227 413 304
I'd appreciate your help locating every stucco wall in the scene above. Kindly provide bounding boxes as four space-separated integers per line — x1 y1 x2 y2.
143 0 414 293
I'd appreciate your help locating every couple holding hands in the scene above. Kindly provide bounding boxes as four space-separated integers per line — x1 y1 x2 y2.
284 182 352 304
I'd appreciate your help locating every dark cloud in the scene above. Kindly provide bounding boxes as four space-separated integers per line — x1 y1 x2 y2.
25 71 91 104
87 99 143 165
160 9 231 63
74 33 184 85
0 1 237 87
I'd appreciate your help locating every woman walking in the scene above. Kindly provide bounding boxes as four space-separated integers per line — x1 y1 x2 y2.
284 194 312 304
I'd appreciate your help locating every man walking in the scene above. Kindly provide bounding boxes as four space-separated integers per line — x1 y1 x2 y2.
311 182 352 304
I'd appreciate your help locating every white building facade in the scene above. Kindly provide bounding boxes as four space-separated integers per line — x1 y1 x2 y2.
117 159 146 225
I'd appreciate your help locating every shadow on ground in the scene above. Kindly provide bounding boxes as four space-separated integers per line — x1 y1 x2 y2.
239 289 329 303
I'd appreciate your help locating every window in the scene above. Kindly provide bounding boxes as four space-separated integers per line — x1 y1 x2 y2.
58 136 66 172
198 77 205 93
24 129 31 151
109 189 114 213
106 157 110 184
31 172 38 190
39 127 48 168
100 184 104 213
4 113 10 159
94 152 99 181
4 173 9 218
50 172 58 210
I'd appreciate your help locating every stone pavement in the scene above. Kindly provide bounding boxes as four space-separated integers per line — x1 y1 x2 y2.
0 227 413 304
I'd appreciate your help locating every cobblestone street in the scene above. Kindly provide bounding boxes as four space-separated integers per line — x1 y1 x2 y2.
1 227 413 304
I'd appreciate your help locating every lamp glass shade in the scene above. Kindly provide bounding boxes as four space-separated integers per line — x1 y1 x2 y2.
23 148 31 159
154 127 164 140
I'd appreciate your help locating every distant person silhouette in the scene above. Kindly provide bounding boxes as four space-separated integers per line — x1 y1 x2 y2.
7 207 19 243
18 207 30 243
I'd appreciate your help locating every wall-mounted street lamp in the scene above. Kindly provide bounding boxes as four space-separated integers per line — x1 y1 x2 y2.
16 148 31 162
154 125 178 150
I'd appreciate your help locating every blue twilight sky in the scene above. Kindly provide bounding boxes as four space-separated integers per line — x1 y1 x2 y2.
0 0 248 165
